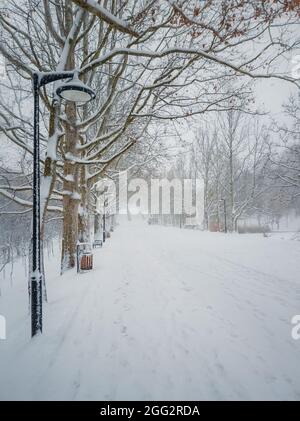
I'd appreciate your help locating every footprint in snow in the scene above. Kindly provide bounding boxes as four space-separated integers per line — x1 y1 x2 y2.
121 325 128 336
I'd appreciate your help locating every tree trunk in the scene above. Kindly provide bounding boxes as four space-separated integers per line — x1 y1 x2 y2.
229 147 235 232
94 213 102 239
61 102 80 272
78 165 89 243
77 13 91 245
60 1 83 272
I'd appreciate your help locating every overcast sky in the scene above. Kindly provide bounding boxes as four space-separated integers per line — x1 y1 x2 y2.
254 50 298 121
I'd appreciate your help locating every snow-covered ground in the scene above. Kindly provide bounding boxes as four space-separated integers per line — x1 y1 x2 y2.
0 217 300 400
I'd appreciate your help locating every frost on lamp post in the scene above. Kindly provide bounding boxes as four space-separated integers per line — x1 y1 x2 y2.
31 70 96 338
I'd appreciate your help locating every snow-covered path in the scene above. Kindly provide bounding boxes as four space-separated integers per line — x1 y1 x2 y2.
0 218 300 400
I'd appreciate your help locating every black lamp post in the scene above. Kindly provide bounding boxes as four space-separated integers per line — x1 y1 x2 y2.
31 70 95 337
102 213 106 243
102 198 108 243
219 198 227 233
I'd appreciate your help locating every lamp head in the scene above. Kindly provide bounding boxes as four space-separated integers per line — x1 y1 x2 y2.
56 72 96 104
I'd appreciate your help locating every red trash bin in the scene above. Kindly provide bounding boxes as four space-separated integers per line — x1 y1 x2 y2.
80 252 93 271
77 242 93 272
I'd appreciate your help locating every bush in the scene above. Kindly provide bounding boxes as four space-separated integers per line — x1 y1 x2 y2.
238 225 271 234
